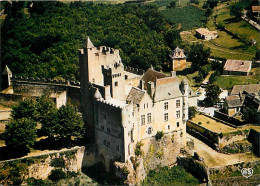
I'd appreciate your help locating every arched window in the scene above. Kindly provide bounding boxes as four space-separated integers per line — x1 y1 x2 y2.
148 127 152 135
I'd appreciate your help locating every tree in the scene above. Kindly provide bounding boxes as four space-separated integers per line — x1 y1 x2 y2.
188 43 211 70
47 104 84 145
230 3 243 18
204 83 222 107
11 99 38 121
242 106 258 124
167 1 177 9
188 107 197 119
4 118 37 149
189 0 199 5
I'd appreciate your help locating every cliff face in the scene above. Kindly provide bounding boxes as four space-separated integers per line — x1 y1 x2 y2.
26 146 85 180
114 131 183 185
0 146 85 184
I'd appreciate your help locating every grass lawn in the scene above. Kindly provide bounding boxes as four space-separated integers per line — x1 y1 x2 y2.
180 31 254 60
191 114 236 133
216 67 260 90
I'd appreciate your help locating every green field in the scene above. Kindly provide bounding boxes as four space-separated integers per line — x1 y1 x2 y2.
160 5 206 30
216 67 260 90
181 1 258 60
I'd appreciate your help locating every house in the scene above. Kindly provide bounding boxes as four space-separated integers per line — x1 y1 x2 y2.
170 47 186 71
195 28 218 40
223 60 252 76
79 38 194 171
252 6 260 13
223 84 260 116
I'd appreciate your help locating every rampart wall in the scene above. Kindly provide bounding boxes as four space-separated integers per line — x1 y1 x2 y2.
214 110 245 126
124 66 145 75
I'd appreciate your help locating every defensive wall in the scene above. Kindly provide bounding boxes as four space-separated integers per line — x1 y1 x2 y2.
187 118 250 150
0 146 85 184
214 110 245 126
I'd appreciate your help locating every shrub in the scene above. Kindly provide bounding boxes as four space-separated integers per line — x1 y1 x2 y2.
67 171 79 179
188 107 197 119
48 169 66 182
198 122 202 125
50 158 65 168
155 131 164 140
135 142 143 156
122 166 130 176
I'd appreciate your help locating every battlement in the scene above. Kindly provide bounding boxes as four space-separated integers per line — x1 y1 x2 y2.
11 76 80 87
124 66 145 75
96 98 127 109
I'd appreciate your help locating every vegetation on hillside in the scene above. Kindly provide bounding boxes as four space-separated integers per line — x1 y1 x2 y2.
1 1 183 80
142 166 199 185
160 5 206 30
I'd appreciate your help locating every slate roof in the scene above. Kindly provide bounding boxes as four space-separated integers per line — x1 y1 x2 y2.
154 77 182 102
226 95 242 108
126 87 145 105
231 84 260 95
223 60 252 72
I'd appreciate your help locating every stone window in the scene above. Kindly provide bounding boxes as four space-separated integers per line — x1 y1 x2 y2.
147 103 148 108
168 125 170 130
107 128 110 133
176 100 180 108
125 75 128 80
177 122 179 127
115 81 118 86
101 125 104 130
144 104 145 109
103 114 106 120
164 102 168 110
116 145 119 151
141 115 145 125
103 140 106 145
164 113 168 122
176 111 180 119
147 113 151 123
107 142 110 147
148 127 152 135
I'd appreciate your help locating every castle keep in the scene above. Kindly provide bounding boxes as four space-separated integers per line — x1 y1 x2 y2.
79 38 195 170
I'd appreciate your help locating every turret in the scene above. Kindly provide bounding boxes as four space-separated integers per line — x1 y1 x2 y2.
1 65 12 90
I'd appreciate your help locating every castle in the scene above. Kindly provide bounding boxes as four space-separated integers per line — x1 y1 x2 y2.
79 38 197 170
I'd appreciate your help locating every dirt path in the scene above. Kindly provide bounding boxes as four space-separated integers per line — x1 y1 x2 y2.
187 134 260 168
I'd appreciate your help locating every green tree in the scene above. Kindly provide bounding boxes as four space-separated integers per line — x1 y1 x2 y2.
167 1 177 9
189 0 199 5
242 107 258 124
11 99 38 121
204 83 222 107
188 107 197 119
4 118 37 149
53 104 84 145
230 3 243 18
188 43 211 70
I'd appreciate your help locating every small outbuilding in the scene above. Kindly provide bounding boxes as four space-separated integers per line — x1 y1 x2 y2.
223 60 252 76
195 28 218 40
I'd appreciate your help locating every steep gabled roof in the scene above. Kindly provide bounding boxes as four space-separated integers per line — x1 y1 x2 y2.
231 84 260 95
224 60 252 73
154 77 182 102
226 95 242 108
126 87 145 105
142 69 168 84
